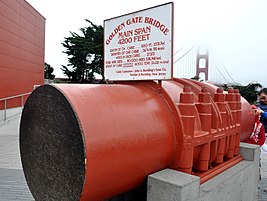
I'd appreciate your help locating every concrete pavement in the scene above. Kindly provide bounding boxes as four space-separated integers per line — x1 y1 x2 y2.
0 115 34 201
259 150 267 200
1 115 267 200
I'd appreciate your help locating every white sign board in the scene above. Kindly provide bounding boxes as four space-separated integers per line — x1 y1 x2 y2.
104 2 173 81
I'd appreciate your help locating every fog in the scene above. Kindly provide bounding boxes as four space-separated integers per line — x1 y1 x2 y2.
26 0 267 86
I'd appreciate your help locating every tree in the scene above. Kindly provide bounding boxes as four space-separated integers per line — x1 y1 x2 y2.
191 76 203 82
61 20 103 83
44 62 55 79
224 83 262 104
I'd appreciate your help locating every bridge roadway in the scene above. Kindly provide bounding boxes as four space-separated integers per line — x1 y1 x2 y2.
0 115 267 201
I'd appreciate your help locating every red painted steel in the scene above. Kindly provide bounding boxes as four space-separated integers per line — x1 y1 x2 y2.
196 48 209 81
198 155 243 184
161 78 249 175
53 83 179 201
0 0 45 102
20 79 255 201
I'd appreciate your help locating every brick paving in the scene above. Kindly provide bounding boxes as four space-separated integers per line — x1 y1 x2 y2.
1 115 267 200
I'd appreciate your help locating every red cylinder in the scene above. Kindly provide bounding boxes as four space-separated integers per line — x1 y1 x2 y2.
20 82 179 201
240 97 255 140
20 79 254 201
162 78 254 141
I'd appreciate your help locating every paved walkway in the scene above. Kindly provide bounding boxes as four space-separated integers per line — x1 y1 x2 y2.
0 115 34 201
259 150 267 200
1 115 267 200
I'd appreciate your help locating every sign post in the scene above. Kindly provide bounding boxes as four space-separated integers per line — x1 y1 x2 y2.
104 2 173 81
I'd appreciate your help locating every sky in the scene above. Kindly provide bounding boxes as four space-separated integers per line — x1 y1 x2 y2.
26 0 267 86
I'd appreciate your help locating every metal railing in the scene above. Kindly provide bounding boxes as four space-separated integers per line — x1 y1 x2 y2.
0 92 31 121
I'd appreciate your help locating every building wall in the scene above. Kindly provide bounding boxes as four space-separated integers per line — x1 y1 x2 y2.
0 0 45 101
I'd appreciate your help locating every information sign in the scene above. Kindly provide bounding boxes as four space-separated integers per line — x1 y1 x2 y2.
104 2 173 81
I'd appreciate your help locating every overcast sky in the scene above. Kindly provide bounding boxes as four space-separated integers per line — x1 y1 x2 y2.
26 0 267 86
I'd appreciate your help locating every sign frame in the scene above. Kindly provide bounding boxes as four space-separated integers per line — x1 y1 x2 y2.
104 2 174 81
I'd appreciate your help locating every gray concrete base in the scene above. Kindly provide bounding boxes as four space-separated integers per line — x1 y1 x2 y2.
147 143 260 201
